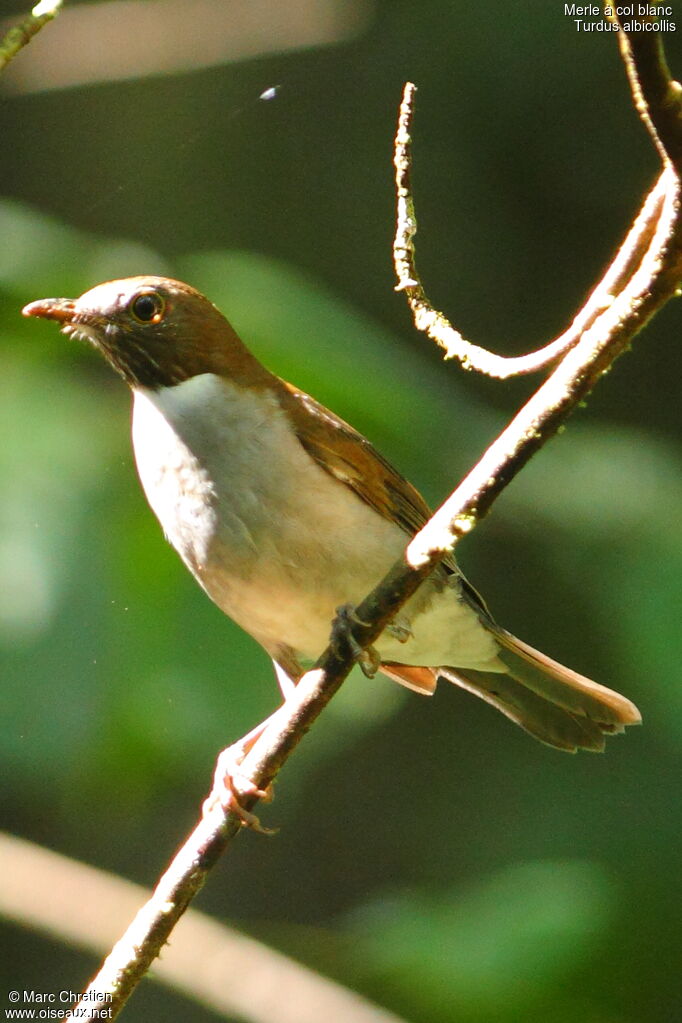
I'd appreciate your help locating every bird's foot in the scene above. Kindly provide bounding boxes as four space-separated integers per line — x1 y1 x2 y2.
332 603 381 678
386 615 412 643
203 733 277 835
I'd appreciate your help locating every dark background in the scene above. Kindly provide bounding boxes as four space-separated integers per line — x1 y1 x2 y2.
1 2 681 1021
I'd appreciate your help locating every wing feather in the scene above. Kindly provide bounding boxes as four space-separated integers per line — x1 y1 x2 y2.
276 381 490 614
280 383 432 537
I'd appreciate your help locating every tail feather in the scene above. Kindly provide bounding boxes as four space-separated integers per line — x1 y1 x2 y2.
380 663 438 695
493 628 641 727
439 628 641 753
440 666 611 752
378 626 640 753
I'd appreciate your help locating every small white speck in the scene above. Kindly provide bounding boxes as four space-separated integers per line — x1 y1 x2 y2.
259 86 281 101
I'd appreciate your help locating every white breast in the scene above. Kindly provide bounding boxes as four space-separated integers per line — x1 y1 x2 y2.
131 374 500 672
131 375 403 653
132 379 220 574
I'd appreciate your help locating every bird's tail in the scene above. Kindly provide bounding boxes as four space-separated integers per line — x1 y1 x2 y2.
439 628 641 752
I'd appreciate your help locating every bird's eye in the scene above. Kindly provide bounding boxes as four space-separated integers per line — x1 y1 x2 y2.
129 291 165 324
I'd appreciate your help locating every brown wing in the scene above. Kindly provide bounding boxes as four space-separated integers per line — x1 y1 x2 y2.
277 381 492 618
279 382 432 537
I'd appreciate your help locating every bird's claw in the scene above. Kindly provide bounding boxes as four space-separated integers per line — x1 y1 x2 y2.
332 603 381 678
358 645 381 678
387 616 412 643
203 742 277 835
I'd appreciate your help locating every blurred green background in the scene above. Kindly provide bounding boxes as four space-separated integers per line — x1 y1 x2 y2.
1 2 681 1021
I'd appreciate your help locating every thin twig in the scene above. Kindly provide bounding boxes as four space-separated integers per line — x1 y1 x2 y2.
65 22 682 1023
0 0 63 73
405 166 681 565
607 7 682 171
393 83 670 379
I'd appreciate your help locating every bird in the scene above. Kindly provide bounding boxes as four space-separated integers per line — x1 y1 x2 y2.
23 276 641 754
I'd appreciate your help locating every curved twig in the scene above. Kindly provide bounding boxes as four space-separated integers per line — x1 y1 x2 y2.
607 7 682 170
394 82 671 378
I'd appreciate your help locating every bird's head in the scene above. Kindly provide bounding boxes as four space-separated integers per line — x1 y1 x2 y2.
23 275 268 390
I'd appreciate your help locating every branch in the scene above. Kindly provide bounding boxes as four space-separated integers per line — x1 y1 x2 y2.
0 0 63 73
608 6 682 171
64 21 682 1023
393 82 669 378
0 832 405 1023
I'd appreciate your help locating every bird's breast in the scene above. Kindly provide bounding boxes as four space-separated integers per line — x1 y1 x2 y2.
130 374 407 653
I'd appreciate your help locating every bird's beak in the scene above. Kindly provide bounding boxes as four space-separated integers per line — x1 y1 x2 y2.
22 297 77 323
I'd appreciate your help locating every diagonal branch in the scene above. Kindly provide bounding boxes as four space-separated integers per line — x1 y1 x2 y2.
0 0 63 73
64 18 682 1023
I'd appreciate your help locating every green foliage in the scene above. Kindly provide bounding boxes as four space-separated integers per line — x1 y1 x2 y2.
346 860 616 1020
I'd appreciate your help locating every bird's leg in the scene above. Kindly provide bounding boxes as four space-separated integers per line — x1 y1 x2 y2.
331 603 381 678
203 653 304 832
271 647 303 699
204 735 277 834
204 716 280 834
